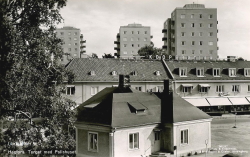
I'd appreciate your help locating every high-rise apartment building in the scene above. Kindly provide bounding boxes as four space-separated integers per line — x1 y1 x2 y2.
162 4 218 60
56 26 86 64
114 23 153 58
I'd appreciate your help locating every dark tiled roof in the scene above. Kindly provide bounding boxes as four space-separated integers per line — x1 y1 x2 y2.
66 58 170 82
165 60 250 80
76 87 161 127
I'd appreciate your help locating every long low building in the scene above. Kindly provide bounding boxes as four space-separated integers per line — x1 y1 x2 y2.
65 58 250 114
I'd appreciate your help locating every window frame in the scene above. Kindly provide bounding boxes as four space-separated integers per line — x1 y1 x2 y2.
196 68 205 77
181 23 185 28
216 85 224 93
180 129 189 145
88 132 98 152
66 85 75 95
244 68 250 77
155 132 160 141
232 85 240 93
129 132 139 150
182 86 192 93
213 68 220 77
229 68 237 77
91 86 99 96
180 14 186 19
179 67 187 77
135 86 142 91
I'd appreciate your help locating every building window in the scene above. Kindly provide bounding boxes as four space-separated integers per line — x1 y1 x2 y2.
181 50 186 54
216 85 224 93
191 41 195 45
209 32 213 36
137 31 140 34
74 32 77 35
132 44 134 47
191 23 195 27
199 86 209 93
74 37 77 41
181 14 185 19
129 133 139 150
199 32 203 36
200 41 203 45
68 43 71 46
124 44 127 47
124 31 127 34
244 68 250 77
248 85 250 92
132 31 134 34
196 68 204 77
182 86 192 93
135 87 142 91
191 32 195 36
138 44 140 47
137 38 140 41
209 50 213 54
144 38 147 41
232 85 240 93
74 43 78 46
60 32 64 35
124 51 127 54
68 48 71 51
179 67 187 77
131 51 134 54
200 23 202 27
88 132 98 152
181 129 188 145
209 14 213 19
229 68 236 77
191 14 194 18
123 38 127 41
75 48 77 51
91 87 99 95
112 71 117 75
192 50 195 54
74 53 77 56
131 38 134 41
181 32 185 36
208 41 213 46
181 23 185 28
145 31 147 34
68 32 71 35
155 132 160 141
69 37 71 40
181 41 185 46
66 86 75 95
200 14 202 18
209 23 213 28
200 50 203 54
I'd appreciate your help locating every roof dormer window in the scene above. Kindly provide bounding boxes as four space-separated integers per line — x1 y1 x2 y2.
112 71 117 76
213 68 220 77
179 67 187 77
196 67 204 77
244 68 250 77
155 71 160 76
229 68 236 77
90 71 95 75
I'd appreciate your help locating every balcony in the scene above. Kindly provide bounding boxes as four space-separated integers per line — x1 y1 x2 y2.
217 29 219 33
217 38 219 41
162 45 168 49
80 46 86 49
217 47 219 50
114 47 120 51
114 41 120 44
80 34 83 39
116 34 120 38
80 50 86 53
162 29 167 33
162 37 167 41
151 35 153 38
80 40 86 44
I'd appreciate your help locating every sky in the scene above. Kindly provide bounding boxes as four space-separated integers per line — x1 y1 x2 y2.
59 0 250 60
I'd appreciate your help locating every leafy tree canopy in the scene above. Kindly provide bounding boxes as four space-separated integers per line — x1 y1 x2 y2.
102 53 115 58
138 45 167 59
0 0 76 155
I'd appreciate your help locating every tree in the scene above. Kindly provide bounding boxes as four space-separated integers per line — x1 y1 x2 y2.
102 53 115 58
0 0 76 155
90 53 98 58
138 45 166 59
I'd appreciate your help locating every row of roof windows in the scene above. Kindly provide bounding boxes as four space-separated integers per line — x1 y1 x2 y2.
123 31 148 35
180 23 215 28
58 32 78 36
123 38 148 41
89 70 161 76
181 41 214 46
180 32 215 37
181 84 242 93
179 67 250 77
181 50 214 55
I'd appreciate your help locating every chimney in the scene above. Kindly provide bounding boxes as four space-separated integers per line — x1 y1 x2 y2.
161 79 173 123
119 75 124 88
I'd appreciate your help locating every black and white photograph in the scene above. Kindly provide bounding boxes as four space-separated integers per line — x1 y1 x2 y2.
1 0 250 157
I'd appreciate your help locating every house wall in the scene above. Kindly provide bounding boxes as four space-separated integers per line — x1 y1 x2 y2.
173 120 211 156
76 128 110 157
113 124 160 157
65 82 164 104
175 81 250 98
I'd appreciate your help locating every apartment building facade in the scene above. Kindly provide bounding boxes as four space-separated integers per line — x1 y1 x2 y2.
162 4 218 60
114 23 152 58
56 26 86 64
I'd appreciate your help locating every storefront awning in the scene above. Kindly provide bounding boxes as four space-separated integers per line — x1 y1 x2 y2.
229 97 250 105
182 84 193 87
184 98 210 107
199 84 211 87
206 97 232 106
245 97 250 103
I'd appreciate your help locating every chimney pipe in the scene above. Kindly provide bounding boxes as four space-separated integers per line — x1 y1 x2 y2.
119 75 124 88
163 80 170 94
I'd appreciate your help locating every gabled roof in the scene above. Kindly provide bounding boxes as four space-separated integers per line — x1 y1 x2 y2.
66 58 170 82
76 87 161 128
165 60 250 80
